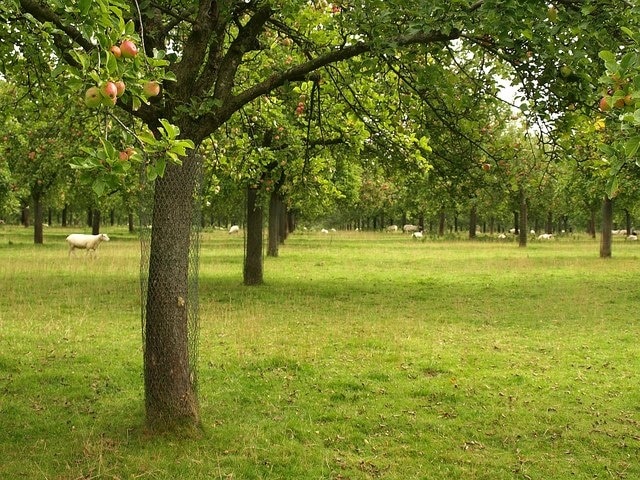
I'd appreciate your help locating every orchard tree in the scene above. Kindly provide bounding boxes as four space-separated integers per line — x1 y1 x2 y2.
4 0 637 433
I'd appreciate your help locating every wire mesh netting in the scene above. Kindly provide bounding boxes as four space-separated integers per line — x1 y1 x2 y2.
138 154 202 398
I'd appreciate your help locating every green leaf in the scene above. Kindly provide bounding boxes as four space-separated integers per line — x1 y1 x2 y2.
625 137 640 158
78 0 91 16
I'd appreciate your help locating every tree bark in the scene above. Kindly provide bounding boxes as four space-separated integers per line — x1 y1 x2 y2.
600 196 613 258
244 186 264 285
91 208 101 235
438 208 445 236
144 156 201 432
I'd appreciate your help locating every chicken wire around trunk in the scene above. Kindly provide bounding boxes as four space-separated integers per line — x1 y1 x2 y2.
138 154 203 423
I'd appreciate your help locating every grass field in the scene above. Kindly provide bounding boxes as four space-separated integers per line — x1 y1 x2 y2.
1 226 639 479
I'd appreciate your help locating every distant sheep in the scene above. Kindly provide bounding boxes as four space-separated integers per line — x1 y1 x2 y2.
386 225 398 232
412 231 423 239
66 233 110 256
228 225 240 234
321 228 329 234
403 224 419 233
497 233 507 239
537 233 553 240
627 234 638 241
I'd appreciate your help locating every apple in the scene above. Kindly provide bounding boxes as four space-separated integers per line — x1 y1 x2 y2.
119 150 129 161
624 94 633 105
599 96 611 112
142 80 161 97
614 96 625 108
84 86 102 108
482 163 491 171
100 81 118 101
101 95 117 107
119 40 138 58
560 65 572 78
114 80 126 97
110 45 121 58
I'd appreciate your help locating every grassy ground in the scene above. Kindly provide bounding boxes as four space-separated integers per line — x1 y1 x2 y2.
1 226 639 479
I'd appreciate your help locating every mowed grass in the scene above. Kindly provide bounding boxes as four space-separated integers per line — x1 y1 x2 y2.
1 226 639 479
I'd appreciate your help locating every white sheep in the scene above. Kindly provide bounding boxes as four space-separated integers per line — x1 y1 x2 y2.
386 225 398 232
537 233 553 240
403 224 419 233
412 231 423 239
66 233 110 256
321 228 329 234
228 225 240 234
497 233 507 239
627 234 637 241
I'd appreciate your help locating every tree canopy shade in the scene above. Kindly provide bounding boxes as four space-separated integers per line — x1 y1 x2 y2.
2 0 638 432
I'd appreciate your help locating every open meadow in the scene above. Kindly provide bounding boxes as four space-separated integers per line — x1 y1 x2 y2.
1 226 639 479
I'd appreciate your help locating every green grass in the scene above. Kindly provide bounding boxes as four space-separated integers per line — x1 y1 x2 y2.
1 226 639 479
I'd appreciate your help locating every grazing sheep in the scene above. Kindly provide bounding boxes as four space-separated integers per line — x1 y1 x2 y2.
228 225 240 234
497 233 507 239
403 224 419 233
537 233 553 240
509 228 516 234
412 231 423 239
627 234 638 241
321 228 329 234
66 233 110 256
386 225 398 232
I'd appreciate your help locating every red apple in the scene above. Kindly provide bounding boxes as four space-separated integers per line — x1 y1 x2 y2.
100 81 118 101
84 86 102 108
110 45 121 58
482 163 491 171
599 96 611 112
142 80 161 97
114 80 126 97
119 40 138 58
119 150 129 161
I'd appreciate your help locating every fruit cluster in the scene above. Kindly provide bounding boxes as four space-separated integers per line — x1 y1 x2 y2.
83 39 160 108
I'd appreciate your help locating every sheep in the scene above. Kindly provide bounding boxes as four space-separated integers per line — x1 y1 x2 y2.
321 228 329 234
412 231 423 239
66 233 110 256
497 233 507 239
627 234 638 241
403 224 419 233
386 225 398 232
537 233 553 240
228 225 240 234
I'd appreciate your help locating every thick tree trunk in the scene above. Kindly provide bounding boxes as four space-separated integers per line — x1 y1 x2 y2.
600 196 613 258
144 156 201 432
518 190 528 247
33 194 44 244
244 186 263 285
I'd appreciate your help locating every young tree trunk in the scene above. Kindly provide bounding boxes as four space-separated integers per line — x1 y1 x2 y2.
518 190 528 247
589 208 597 238
546 211 553 234
244 186 263 285
625 209 632 234
600 196 613 258
438 208 445 236
144 156 201 432
33 194 43 244
129 212 135 233
62 204 68 227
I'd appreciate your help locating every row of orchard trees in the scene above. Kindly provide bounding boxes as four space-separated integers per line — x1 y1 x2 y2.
2 0 640 433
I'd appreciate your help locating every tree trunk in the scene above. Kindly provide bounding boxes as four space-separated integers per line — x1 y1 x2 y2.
438 208 445 236
91 208 101 235
600 196 613 258
144 156 201 432
129 212 135 233
518 190 528 247
278 195 287 244
546 211 553 234
62 204 68 227
267 189 280 257
33 194 44 244
468 205 477 240
625 209 632 235
589 208 597 238
244 186 263 285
